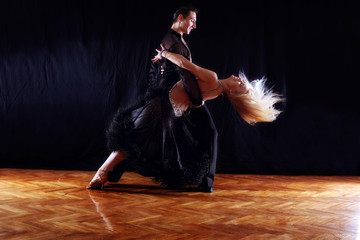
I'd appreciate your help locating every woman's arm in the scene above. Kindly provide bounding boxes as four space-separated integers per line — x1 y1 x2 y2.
162 51 196 73
153 45 218 84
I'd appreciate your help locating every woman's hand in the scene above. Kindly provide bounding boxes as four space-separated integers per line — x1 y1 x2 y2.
152 44 166 63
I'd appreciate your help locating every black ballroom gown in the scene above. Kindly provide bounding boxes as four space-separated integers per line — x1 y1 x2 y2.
106 29 218 188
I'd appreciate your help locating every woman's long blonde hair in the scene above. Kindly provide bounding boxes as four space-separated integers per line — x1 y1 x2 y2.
224 73 283 124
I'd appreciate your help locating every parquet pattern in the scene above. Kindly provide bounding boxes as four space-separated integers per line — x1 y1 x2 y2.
1 169 360 239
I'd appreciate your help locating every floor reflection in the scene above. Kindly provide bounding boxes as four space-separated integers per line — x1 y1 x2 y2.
88 190 114 232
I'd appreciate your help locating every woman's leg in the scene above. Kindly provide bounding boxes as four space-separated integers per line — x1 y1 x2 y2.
87 151 126 189
98 151 126 173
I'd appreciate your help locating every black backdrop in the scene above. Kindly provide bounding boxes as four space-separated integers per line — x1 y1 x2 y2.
1 0 359 175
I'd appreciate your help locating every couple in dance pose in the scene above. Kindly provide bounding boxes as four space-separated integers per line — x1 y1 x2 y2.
87 6 282 192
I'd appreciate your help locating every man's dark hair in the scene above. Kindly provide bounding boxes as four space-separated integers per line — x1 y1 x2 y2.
172 6 198 23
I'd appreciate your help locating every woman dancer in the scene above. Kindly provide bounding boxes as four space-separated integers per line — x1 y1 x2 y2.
87 45 282 191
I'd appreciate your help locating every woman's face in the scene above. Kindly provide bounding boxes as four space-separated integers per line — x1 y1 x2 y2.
227 76 249 95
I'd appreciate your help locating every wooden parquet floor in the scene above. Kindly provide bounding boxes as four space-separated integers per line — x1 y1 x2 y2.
1 169 360 240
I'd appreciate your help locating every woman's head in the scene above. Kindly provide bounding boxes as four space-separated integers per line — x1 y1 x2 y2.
223 73 283 124
222 75 249 95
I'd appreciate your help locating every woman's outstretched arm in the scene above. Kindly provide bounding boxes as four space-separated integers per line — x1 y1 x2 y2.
153 45 218 84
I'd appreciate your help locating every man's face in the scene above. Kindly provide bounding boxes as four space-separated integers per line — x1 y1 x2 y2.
182 11 197 35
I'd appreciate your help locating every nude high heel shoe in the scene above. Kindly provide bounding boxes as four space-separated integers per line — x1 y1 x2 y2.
87 169 108 189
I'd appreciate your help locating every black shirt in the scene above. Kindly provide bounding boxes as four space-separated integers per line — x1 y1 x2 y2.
148 29 203 106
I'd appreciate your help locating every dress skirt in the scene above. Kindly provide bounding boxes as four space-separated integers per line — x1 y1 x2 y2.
106 89 214 188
